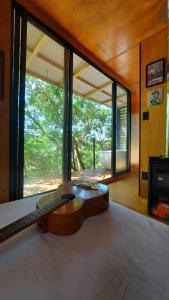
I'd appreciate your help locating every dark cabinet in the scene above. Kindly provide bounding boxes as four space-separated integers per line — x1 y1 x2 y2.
148 157 169 221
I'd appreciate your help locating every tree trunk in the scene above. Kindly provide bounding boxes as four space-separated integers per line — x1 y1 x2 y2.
72 146 77 172
72 136 85 171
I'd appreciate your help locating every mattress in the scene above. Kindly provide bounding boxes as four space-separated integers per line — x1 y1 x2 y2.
0 196 169 300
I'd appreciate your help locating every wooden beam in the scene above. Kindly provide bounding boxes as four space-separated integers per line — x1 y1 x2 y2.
84 81 112 98
75 76 111 97
27 69 61 87
26 35 48 67
26 69 110 107
73 63 90 78
102 93 127 105
27 47 112 98
59 61 90 85
27 47 64 71
27 64 110 109
58 60 89 86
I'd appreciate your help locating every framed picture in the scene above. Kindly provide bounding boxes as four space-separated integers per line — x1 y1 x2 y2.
147 88 163 107
146 58 165 87
0 51 4 101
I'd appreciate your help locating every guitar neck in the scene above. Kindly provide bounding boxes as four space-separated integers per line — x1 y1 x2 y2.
0 196 69 245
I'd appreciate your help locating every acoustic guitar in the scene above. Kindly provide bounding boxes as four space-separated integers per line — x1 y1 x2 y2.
0 181 109 244
37 180 109 235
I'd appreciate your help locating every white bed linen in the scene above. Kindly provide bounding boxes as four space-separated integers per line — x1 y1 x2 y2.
0 196 169 300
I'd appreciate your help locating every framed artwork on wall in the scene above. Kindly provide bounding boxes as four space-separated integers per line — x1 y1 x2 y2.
0 50 4 101
146 58 165 87
147 88 163 107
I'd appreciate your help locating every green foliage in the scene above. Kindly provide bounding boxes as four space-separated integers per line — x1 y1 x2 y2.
25 76 64 179
72 96 112 169
24 75 112 179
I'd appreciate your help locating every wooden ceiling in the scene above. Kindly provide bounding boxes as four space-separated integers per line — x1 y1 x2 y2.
19 0 167 98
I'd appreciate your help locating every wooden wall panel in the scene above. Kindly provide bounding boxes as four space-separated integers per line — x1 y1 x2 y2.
140 28 167 198
0 0 11 203
131 89 140 174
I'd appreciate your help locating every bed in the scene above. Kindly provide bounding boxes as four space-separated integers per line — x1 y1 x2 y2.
0 194 169 300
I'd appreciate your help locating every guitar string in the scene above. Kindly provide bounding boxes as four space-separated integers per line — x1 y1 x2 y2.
0 188 102 242
0 194 80 241
0 197 67 241
0 201 64 241
0 190 98 239
0 198 64 238
0 204 53 236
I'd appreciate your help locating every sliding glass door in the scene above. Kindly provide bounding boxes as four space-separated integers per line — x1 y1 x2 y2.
10 4 131 201
113 84 130 175
10 7 66 199
23 22 65 196
71 54 113 181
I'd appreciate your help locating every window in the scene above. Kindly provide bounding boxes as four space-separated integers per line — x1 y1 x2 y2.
10 4 131 200
24 22 65 196
71 54 113 181
114 84 130 175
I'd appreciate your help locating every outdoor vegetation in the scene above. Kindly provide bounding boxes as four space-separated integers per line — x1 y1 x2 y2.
24 75 112 181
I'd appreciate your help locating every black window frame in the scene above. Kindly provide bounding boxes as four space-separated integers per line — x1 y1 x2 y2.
9 1 131 201
112 83 131 177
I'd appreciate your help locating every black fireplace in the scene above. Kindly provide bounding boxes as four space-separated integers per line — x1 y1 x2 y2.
148 157 169 221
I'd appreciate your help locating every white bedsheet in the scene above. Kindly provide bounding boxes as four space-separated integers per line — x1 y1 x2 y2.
0 197 169 300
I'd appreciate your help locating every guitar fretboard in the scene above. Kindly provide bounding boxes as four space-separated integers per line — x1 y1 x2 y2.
0 195 69 244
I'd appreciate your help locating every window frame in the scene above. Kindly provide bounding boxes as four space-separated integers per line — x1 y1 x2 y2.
9 2 131 200
112 83 131 177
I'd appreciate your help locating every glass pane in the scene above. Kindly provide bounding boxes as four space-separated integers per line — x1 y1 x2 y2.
116 85 128 172
24 22 64 196
71 54 113 181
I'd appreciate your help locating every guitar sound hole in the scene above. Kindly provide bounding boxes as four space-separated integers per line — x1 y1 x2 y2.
61 193 76 201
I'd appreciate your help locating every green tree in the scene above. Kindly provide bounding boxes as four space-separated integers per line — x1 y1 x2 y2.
24 75 112 179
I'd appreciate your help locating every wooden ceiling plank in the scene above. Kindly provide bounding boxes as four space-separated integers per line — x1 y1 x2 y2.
75 76 111 97
27 47 64 71
27 48 112 98
27 69 61 87
26 69 111 107
26 35 48 67
73 63 90 78
102 93 127 105
59 61 90 85
84 81 112 98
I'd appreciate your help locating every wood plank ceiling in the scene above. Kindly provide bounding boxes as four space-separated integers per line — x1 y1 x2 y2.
20 0 167 102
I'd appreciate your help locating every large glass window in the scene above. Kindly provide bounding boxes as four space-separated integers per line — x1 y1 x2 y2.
10 6 131 201
115 84 130 174
24 22 65 196
71 54 113 181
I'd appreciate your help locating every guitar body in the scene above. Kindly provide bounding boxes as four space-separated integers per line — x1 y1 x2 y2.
36 181 109 235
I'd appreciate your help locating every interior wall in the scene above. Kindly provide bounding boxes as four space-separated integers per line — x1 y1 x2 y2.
131 89 140 174
0 0 11 203
140 28 167 198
